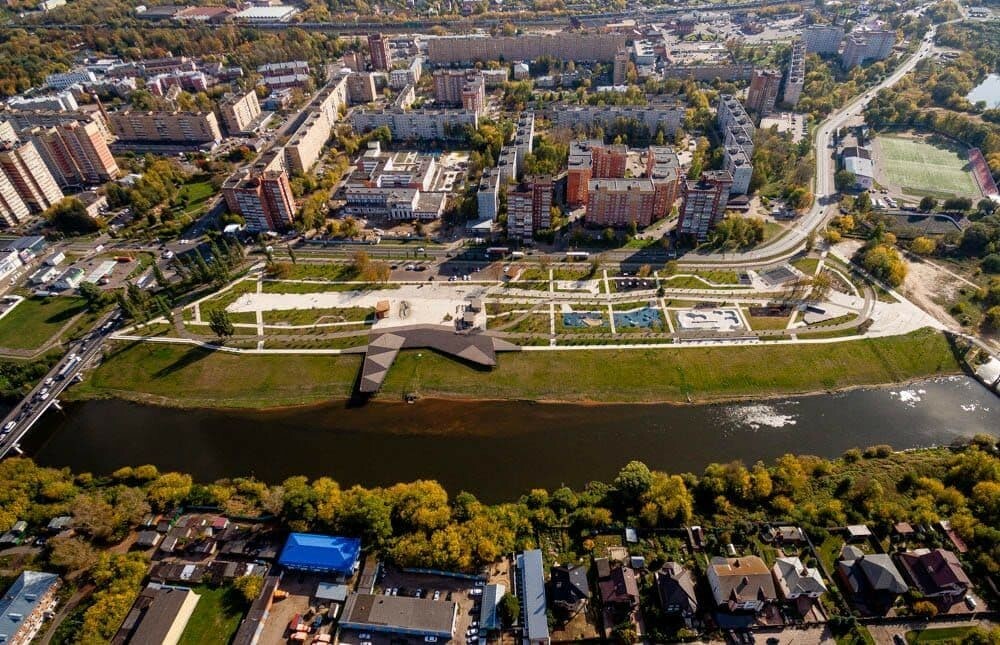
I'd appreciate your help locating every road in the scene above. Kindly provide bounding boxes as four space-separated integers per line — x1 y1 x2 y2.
680 26 940 266
0 310 120 459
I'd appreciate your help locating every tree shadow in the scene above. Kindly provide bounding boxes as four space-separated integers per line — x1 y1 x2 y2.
152 345 214 378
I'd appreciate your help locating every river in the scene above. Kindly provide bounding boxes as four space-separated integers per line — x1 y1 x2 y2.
26 376 997 503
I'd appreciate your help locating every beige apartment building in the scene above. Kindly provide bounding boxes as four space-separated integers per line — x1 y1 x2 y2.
218 89 261 135
0 140 64 213
27 120 119 187
108 110 222 144
428 32 626 64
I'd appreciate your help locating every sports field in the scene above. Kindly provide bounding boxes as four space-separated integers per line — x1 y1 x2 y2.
875 135 980 198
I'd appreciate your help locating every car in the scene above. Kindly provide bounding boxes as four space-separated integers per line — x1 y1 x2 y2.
893 635 906 645
415 588 424 597
44 377 54 386
414 266 427 272
391 588 398 596
448 276 456 282
383 588 391 595
424 637 438 643
404 265 415 271
965 595 977 610
433 590 441 601
39 391 50 401
3 421 15 431
359 634 372 640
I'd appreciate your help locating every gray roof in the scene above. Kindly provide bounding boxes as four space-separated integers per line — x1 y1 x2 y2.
341 593 457 638
479 582 505 631
840 553 907 594
773 557 827 596
0 571 59 639
517 549 549 642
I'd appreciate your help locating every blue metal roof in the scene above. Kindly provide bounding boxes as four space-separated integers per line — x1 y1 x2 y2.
278 533 362 574
516 550 549 642
0 571 59 640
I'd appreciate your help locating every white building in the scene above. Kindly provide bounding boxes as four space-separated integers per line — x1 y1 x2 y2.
233 5 298 22
45 70 97 90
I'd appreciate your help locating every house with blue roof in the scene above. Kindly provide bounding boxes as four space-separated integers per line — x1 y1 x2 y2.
278 533 362 576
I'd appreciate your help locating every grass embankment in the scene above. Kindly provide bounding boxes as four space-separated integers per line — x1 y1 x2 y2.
69 328 960 408
0 296 87 350
905 626 976 644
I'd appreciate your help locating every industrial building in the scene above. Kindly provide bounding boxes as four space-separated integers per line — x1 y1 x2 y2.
341 593 458 640
277 533 362 576
111 584 200 645
515 550 550 645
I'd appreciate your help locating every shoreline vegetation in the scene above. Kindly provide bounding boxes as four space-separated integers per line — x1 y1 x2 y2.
66 328 963 409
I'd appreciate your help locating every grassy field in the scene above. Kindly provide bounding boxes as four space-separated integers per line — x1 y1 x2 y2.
70 328 961 407
905 626 976 644
876 135 980 197
0 296 88 350
178 585 247 645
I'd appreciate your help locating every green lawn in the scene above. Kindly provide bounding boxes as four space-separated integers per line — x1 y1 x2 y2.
71 328 960 407
172 178 216 216
876 135 980 197
906 626 976 644
792 257 821 276
0 296 88 350
178 585 248 645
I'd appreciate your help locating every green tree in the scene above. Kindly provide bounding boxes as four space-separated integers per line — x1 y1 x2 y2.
498 592 520 627
209 308 235 341
919 196 937 212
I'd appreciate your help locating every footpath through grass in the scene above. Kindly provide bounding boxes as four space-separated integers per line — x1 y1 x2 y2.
0 296 88 350
70 328 959 407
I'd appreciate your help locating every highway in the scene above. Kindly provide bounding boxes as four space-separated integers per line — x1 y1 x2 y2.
0 310 121 459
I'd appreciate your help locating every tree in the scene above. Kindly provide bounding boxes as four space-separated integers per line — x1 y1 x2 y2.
911 237 937 255
835 169 857 191
919 196 937 212
49 536 99 572
983 306 1000 331
209 309 235 341
78 282 110 312
912 599 939 617
498 592 520 627
862 244 908 286
614 461 653 505
233 574 264 603
45 198 103 235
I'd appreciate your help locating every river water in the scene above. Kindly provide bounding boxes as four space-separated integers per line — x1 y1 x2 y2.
27 376 997 503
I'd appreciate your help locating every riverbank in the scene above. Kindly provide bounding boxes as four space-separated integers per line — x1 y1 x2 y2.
65 328 962 409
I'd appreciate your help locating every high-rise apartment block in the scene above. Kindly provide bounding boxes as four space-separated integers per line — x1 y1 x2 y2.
368 33 392 71
802 24 845 55
389 57 423 90
584 146 680 228
347 72 378 105
218 89 261 135
783 40 806 107
506 175 552 243
222 169 296 232
613 47 629 85
432 70 485 114
746 69 781 116
513 112 534 179
108 110 222 144
841 29 895 68
26 120 119 187
717 95 755 195
566 140 627 207
427 32 626 64
0 141 63 222
678 170 733 241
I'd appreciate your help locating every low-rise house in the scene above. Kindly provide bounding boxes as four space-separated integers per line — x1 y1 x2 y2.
655 562 698 618
599 565 640 620
845 525 872 541
707 556 777 613
765 526 807 545
549 564 591 618
893 522 915 540
896 549 971 605
772 556 827 601
837 551 907 614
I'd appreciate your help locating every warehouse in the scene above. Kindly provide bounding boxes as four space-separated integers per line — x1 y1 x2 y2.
340 593 458 640
278 533 362 576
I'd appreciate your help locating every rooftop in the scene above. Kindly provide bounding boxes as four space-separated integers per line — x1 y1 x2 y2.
341 593 457 637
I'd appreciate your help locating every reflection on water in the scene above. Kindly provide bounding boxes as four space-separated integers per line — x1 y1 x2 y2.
28 375 997 502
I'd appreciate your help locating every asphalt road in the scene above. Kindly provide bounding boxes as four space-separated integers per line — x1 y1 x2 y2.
0 310 120 459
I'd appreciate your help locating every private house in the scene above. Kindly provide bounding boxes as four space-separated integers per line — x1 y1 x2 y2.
706 556 777 613
764 526 807 545
893 522 916 541
598 565 640 621
772 557 827 602
549 564 591 619
845 525 873 542
837 549 907 614
896 549 971 606
655 562 698 619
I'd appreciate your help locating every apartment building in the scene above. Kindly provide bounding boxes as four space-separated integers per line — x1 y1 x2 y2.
586 179 658 228
506 175 552 243
222 169 296 231
368 33 392 71
147 70 210 96
25 120 119 187
550 101 685 138
347 72 378 105
746 69 782 116
0 140 64 213
841 28 896 68
218 89 261 135
350 108 478 141
646 145 683 216
481 68 509 88
513 112 535 180
477 167 500 222
802 24 845 55
678 170 734 241
427 32 626 64
44 69 97 90
662 63 753 81
2 109 113 142
497 146 518 185
613 47 629 85
0 171 31 226
389 57 423 90
433 70 486 114
282 76 348 173
717 95 755 195
108 110 222 144
783 40 806 107
566 140 629 207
